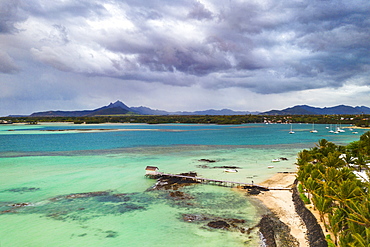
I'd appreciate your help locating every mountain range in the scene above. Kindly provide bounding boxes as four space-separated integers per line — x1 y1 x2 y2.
27 101 370 117
263 105 370 115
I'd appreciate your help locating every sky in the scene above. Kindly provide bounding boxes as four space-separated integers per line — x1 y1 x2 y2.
1 0 370 116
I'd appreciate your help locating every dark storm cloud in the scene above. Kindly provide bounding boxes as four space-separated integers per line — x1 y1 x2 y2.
0 0 27 33
1 0 370 96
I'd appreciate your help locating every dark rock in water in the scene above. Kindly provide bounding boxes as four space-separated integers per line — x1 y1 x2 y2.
182 213 247 234
214 166 241 169
246 187 262 195
257 214 299 247
229 218 246 224
11 202 32 208
105 230 118 238
150 172 199 190
196 164 210 168
0 209 15 214
207 220 230 229
244 185 269 195
196 164 241 169
198 159 216 163
183 214 209 222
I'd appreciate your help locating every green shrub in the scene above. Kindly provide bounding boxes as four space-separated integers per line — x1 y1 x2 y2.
325 235 336 247
298 183 304 193
299 193 311 204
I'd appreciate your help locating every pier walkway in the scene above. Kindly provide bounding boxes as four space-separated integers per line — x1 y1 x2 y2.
149 172 291 191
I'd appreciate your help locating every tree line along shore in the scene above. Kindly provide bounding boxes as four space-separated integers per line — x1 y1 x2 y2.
296 131 370 246
1 114 369 126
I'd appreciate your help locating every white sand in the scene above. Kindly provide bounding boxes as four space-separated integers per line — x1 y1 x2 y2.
254 173 309 247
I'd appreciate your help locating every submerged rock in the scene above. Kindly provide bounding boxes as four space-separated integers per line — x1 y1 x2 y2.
50 191 110 201
207 220 230 229
183 214 209 222
2 187 40 193
169 191 194 200
182 213 248 234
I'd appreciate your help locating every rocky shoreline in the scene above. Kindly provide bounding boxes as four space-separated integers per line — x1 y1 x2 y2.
149 171 312 246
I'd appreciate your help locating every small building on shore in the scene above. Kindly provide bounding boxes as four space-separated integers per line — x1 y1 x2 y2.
145 166 159 176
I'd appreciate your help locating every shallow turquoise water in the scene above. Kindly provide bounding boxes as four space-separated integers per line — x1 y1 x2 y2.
0 123 365 246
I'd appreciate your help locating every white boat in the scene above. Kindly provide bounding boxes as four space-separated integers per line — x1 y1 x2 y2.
337 123 345 132
271 159 280 162
224 169 238 173
310 123 318 133
352 131 358 134
289 124 295 134
328 124 334 133
337 127 345 133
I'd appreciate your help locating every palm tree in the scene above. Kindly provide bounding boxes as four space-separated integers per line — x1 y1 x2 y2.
297 149 313 166
322 151 345 168
312 193 332 232
354 154 370 172
329 208 346 245
304 176 321 204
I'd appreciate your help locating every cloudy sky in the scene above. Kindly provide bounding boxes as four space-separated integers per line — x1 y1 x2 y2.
1 0 369 116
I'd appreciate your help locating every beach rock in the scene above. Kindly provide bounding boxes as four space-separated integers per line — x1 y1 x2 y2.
244 185 269 195
207 220 231 229
292 180 328 247
246 187 262 195
257 214 299 247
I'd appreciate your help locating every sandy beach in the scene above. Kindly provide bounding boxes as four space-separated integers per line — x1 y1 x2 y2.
253 172 309 247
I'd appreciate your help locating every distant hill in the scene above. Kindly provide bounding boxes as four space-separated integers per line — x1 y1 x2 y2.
30 101 132 117
27 101 370 117
29 101 257 117
172 109 257 115
262 105 370 115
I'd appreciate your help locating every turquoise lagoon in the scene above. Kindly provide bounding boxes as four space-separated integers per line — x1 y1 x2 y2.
0 123 366 247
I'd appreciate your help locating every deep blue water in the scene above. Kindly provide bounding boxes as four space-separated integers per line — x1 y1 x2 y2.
0 123 365 153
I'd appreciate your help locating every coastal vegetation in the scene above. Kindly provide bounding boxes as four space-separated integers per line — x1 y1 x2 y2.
1 114 369 126
296 131 370 246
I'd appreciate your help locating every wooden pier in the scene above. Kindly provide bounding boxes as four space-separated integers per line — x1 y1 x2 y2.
146 171 291 191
